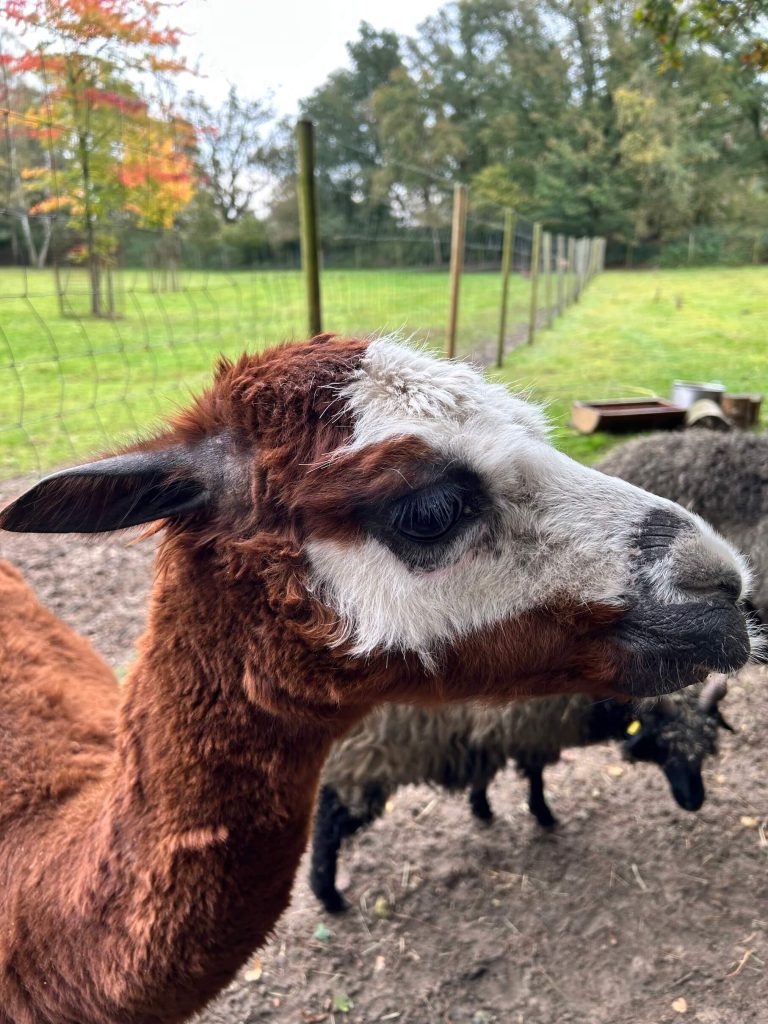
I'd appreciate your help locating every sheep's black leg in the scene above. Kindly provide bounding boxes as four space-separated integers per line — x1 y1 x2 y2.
523 764 558 829
309 784 381 914
469 784 494 822
467 746 495 822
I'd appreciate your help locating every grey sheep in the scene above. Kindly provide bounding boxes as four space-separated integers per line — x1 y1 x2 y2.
596 430 768 621
310 677 731 913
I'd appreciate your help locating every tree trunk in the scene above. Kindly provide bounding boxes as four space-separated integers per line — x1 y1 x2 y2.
74 85 102 316
54 260 66 317
16 210 39 266
36 215 53 269
106 265 115 317
89 252 102 317
431 228 443 268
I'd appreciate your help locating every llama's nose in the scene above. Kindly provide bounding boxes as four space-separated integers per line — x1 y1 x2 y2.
678 567 743 605
636 507 746 606
635 507 690 564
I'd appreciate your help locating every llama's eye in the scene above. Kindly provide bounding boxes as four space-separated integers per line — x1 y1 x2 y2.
391 486 465 543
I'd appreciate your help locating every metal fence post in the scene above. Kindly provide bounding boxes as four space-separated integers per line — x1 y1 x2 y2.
296 119 322 336
496 208 515 368
527 222 542 345
446 183 468 359
542 231 553 328
556 233 565 315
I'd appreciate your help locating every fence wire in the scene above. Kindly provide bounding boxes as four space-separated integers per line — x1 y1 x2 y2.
0 60 604 480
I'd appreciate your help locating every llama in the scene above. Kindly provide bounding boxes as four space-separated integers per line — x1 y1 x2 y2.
597 430 768 621
0 334 755 1024
309 676 731 913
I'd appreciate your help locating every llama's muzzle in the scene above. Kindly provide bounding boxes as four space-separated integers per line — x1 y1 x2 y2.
610 596 751 697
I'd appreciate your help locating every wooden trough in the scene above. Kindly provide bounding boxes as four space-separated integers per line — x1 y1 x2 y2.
571 398 686 435
721 393 763 430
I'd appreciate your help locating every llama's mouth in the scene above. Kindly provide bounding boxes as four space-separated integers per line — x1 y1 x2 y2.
610 598 752 697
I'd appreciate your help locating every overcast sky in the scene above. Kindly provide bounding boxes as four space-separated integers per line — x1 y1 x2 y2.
177 0 442 114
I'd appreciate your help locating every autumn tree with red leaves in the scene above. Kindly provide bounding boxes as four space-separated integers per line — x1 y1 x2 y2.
1 0 195 315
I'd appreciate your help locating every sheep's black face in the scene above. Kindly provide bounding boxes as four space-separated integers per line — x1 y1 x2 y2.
663 762 705 812
622 702 721 812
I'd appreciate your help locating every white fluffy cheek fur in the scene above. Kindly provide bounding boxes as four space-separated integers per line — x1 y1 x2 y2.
305 532 629 662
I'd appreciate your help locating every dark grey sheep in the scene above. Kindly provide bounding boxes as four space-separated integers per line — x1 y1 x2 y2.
310 678 731 913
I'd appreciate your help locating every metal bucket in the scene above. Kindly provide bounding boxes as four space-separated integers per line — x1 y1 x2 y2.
671 380 725 409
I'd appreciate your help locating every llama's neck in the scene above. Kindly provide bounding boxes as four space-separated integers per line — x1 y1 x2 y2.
13 547 342 1024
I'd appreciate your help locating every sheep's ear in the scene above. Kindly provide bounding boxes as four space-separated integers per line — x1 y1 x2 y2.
0 448 210 534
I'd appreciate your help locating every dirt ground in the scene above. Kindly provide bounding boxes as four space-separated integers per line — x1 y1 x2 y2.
1 482 766 1024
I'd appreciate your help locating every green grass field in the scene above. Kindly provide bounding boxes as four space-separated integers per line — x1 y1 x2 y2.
493 266 767 462
0 264 764 476
0 266 530 475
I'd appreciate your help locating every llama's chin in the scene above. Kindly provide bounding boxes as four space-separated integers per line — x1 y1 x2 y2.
610 598 752 697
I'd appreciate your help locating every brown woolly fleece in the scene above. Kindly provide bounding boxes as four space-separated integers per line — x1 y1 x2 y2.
0 336 659 1024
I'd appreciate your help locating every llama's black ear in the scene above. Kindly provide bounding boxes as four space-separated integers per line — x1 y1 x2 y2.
0 448 209 534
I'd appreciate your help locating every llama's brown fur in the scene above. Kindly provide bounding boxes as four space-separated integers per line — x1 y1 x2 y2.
0 560 117 832
0 335 748 1024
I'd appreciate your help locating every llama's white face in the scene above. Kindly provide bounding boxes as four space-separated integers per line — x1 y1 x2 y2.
305 339 753 687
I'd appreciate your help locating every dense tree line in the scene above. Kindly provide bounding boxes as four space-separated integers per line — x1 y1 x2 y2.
284 0 767 257
2 0 766 276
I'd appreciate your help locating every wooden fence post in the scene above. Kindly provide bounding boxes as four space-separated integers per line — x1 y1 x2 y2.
585 239 598 284
567 236 576 304
556 233 565 315
581 238 589 288
542 231 553 328
527 222 542 345
582 238 590 289
496 208 515 368
296 119 322 336
582 238 590 292
446 183 468 359
573 238 583 302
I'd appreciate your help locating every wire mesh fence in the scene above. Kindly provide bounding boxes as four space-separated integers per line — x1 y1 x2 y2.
609 226 768 269
0 78 603 480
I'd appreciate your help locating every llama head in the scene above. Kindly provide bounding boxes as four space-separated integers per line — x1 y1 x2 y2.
0 335 754 713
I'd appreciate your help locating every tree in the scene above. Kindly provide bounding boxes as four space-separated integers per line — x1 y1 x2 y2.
120 125 196 289
371 66 464 264
638 1 768 70
300 21 404 248
3 0 189 315
0 50 53 267
186 86 275 224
